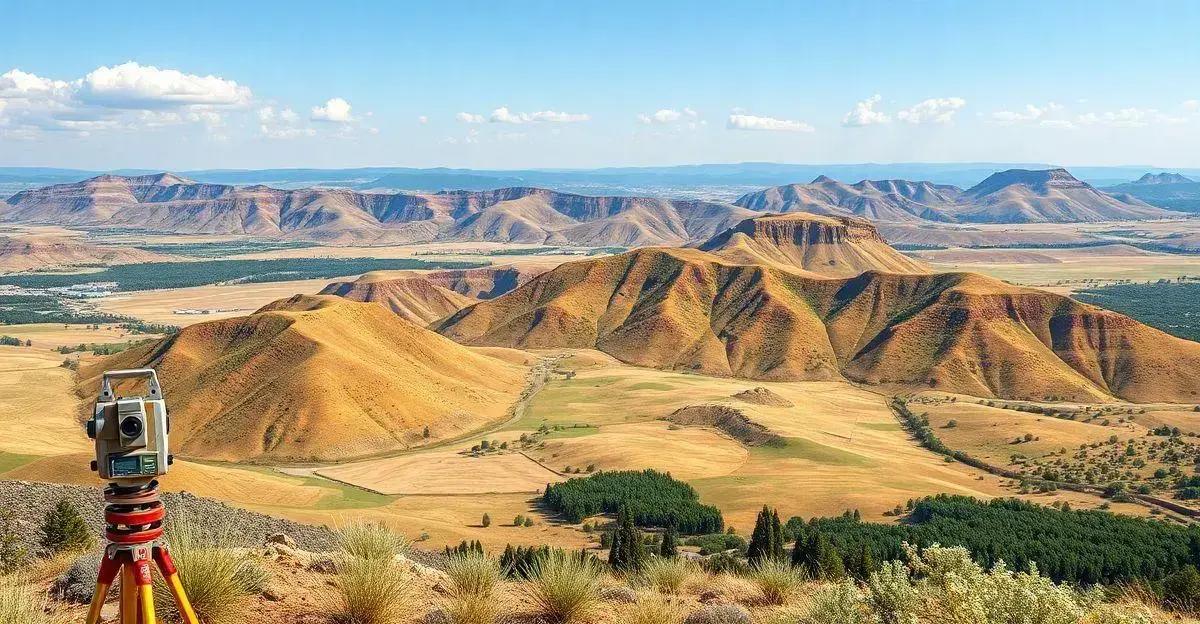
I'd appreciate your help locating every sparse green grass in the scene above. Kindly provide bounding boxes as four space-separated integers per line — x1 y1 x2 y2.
0 451 38 475
627 382 675 391
751 438 873 467
856 422 902 432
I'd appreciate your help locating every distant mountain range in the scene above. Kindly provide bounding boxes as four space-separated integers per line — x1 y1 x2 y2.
5 163 1200 197
1104 172 1200 213
736 169 1175 224
0 168 1183 246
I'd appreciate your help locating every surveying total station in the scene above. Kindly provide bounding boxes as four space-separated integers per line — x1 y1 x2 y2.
84 368 198 624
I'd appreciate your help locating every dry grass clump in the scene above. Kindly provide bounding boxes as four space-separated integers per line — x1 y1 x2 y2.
0 575 65 624
748 559 806 606
638 557 700 595
521 550 604 624
439 552 507 624
334 556 413 624
615 593 685 624
336 521 411 561
154 517 266 624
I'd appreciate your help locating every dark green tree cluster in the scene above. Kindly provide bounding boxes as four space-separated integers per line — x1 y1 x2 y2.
789 523 846 580
445 540 484 557
746 506 784 565
660 522 679 558
608 507 647 573
542 469 723 533
500 544 551 579
800 495 1200 585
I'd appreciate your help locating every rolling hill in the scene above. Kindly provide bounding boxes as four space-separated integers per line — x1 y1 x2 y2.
437 248 1200 402
0 234 173 272
80 294 527 462
735 169 1178 224
697 212 928 277
320 264 551 324
2 174 754 246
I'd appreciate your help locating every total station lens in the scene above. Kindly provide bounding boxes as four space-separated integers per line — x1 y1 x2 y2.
119 416 144 438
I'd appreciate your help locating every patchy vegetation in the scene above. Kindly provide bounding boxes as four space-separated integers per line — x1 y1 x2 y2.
1075 280 1200 342
543 469 724 533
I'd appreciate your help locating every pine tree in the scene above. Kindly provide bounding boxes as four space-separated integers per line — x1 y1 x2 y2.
846 542 875 580
790 533 806 568
660 523 679 558
609 506 646 573
40 499 93 554
816 534 845 580
482 513 491 528
748 505 786 565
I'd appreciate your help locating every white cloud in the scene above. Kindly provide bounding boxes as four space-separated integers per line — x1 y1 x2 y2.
1185 100 1200 112
311 97 353 122
1074 107 1186 128
489 106 590 124
896 97 966 124
0 69 71 99
727 113 813 132
258 105 312 138
417 115 428 124
456 112 484 123
637 108 700 125
78 62 251 109
842 95 890 127
989 102 1074 128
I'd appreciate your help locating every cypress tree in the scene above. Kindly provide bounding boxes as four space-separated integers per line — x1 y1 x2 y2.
660 523 679 558
847 542 875 581
609 506 646 573
747 506 774 565
816 534 845 580
769 508 785 561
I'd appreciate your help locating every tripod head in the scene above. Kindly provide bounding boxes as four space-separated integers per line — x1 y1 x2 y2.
86 368 172 483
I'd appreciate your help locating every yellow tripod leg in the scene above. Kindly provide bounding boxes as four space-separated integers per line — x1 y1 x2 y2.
120 565 138 624
132 554 157 624
138 583 157 624
154 546 199 624
87 550 121 624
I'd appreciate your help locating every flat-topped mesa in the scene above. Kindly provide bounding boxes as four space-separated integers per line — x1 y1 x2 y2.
699 212 928 277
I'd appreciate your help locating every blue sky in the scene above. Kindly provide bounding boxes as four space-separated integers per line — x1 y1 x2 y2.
1 0 1198 170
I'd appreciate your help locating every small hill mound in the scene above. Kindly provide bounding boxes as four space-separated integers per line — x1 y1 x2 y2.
0 235 173 272
320 264 552 324
81 294 526 462
731 387 793 407
665 404 785 447
319 271 474 324
1131 173 1194 185
699 213 928 277
437 248 1200 402
957 169 1176 223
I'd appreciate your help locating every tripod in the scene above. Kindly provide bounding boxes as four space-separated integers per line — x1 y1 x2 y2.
85 480 198 624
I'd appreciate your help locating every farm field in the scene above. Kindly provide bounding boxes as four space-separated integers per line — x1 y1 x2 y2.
918 245 1200 292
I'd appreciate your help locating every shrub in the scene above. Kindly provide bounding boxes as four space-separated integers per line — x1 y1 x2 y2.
335 557 412 624
616 594 684 624
1163 565 1200 613
336 521 410 561
154 518 265 624
638 557 699 594
796 579 875 624
866 561 918 624
684 533 746 556
443 552 503 598
749 558 806 605
40 499 93 555
521 550 604 623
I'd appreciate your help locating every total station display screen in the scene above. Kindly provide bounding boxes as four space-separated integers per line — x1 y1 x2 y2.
110 454 155 477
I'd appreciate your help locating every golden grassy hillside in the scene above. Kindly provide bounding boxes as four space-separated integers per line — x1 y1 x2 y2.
319 271 474 324
80 294 527 462
438 249 1200 402
699 212 929 277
